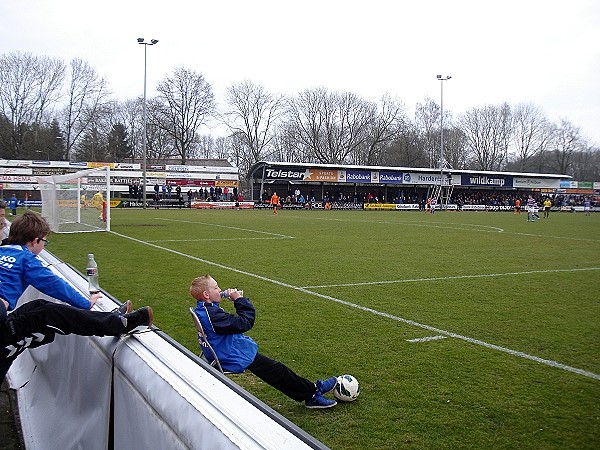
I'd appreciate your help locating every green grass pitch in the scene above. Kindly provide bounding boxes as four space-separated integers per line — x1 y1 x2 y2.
48 208 600 450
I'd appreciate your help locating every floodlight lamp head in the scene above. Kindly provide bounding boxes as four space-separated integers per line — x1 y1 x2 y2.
151 39 159 45
137 38 144 43
437 75 442 79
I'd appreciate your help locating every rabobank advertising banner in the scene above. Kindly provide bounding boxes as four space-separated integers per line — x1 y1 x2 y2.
343 170 378 183
379 171 403 184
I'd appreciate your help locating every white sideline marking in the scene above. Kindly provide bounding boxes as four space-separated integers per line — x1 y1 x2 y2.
155 218 295 239
302 267 600 289
407 335 447 343
111 230 600 382
147 237 290 242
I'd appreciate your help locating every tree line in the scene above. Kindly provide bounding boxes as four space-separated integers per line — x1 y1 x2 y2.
1 51 598 182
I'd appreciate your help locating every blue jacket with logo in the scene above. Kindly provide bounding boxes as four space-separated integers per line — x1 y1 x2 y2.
194 297 258 373
0 245 91 310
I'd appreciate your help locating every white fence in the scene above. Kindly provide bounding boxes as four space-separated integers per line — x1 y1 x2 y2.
7 251 328 450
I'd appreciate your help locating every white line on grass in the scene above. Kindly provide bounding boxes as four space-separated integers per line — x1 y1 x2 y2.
154 217 295 239
311 217 506 233
407 335 447 343
307 216 600 243
147 237 291 242
302 267 600 289
110 230 600 382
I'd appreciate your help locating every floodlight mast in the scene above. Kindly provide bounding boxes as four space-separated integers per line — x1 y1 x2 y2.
138 38 159 209
437 75 451 176
437 75 451 208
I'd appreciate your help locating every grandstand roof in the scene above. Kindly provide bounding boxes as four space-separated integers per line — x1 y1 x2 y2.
248 161 570 180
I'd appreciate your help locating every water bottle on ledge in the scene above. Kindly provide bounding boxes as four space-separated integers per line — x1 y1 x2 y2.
86 253 100 294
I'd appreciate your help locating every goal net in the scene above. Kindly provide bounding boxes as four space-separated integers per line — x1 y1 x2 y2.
36 166 111 233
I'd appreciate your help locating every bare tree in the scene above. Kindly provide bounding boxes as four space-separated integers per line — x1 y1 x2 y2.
356 95 406 165
382 125 428 167
287 87 373 164
228 131 254 175
0 52 65 156
570 142 600 181
459 103 512 171
443 126 469 169
415 97 441 168
109 98 144 163
146 97 176 162
223 80 283 165
155 67 216 164
510 103 553 172
213 136 231 160
271 121 306 163
547 118 583 175
61 58 109 160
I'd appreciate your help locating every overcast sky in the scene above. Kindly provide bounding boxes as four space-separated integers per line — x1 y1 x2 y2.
2 0 599 145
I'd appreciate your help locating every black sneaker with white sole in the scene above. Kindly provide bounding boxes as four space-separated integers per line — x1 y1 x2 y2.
121 307 153 332
112 300 132 315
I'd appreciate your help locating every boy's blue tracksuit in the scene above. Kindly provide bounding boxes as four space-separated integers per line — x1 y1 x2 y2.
195 297 317 401
0 245 91 311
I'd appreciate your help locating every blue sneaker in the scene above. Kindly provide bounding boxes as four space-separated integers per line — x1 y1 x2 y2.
305 393 337 409
316 376 337 395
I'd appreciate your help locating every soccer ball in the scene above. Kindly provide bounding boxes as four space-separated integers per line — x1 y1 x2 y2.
334 374 360 402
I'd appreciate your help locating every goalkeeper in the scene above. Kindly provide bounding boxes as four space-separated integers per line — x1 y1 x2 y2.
91 191 104 219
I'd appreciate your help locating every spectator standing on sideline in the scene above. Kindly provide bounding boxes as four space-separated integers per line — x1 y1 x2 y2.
191 275 338 408
0 202 10 244
8 194 18 216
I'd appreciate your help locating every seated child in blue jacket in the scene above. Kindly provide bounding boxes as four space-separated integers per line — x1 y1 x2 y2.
191 274 338 409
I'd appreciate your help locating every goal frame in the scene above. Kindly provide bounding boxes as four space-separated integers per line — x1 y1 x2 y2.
36 166 111 233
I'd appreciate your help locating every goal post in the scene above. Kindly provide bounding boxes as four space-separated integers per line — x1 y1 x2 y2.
36 166 111 233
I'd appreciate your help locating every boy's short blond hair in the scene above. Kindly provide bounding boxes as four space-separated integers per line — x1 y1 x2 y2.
190 274 213 300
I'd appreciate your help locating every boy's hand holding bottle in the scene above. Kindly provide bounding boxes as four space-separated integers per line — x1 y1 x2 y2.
220 288 243 301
